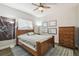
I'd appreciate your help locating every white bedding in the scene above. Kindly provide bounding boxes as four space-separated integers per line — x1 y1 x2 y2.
19 40 36 51
18 34 52 49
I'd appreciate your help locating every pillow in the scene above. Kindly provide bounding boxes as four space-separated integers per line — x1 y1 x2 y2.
27 32 34 35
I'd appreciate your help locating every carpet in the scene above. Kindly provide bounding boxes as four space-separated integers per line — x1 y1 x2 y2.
11 45 73 56
0 47 14 56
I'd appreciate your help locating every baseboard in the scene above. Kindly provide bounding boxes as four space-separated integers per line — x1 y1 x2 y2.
0 44 16 50
10 44 16 48
0 45 10 50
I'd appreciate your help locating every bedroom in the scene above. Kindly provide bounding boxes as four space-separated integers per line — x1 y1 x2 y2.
0 3 79 56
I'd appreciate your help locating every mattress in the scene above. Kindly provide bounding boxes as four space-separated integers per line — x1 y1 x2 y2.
18 34 52 49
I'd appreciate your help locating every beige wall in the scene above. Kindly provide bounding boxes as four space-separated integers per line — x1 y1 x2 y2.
77 5 79 27
76 5 79 47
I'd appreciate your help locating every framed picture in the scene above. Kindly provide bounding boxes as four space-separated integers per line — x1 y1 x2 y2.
42 22 48 27
48 20 57 27
48 28 57 34
39 26 48 34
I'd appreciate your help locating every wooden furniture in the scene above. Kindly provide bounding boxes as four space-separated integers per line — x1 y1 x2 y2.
59 26 75 49
16 29 34 36
16 29 54 56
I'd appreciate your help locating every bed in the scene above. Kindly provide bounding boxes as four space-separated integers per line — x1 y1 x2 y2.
16 29 55 56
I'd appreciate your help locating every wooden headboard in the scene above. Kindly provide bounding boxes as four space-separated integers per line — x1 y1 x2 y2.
16 29 34 36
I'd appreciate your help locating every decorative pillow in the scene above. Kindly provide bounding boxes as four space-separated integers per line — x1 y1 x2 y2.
27 32 34 35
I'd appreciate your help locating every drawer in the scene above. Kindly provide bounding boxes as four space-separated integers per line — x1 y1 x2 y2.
59 30 74 34
59 42 74 48
64 43 74 48
59 28 74 32
59 27 74 30
62 35 73 39
60 38 74 43
59 31 74 34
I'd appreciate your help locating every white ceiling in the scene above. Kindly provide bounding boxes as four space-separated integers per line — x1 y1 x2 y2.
2 3 78 17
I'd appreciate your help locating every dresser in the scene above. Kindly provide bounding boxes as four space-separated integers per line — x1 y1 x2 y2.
59 26 75 49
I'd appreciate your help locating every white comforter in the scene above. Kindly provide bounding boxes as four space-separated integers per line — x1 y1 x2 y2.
18 34 52 48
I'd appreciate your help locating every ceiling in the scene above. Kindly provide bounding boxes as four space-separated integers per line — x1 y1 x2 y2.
2 3 78 17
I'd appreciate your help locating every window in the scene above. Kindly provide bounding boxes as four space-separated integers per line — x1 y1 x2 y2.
18 19 33 30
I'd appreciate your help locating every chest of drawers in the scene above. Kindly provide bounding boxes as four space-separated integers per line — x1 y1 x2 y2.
59 26 75 49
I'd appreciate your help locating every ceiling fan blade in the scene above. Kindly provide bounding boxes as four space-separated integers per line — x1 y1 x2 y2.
33 7 39 11
43 6 50 8
40 3 45 7
32 3 39 6
40 3 43 6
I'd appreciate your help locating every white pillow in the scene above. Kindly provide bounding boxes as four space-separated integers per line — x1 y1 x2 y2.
27 32 34 35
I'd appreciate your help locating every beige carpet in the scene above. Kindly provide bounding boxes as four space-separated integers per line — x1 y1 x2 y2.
0 47 13 56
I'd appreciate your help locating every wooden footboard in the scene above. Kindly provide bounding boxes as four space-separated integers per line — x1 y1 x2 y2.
16 36 54 56
36 36 54 55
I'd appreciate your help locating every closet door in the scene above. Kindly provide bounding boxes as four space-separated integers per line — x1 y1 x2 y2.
59 26 75 49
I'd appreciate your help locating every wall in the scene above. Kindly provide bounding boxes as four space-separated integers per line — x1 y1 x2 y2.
0 4 35 20
76 5 79 47
34 4 77 43
77 5 79 27
0 4 35 49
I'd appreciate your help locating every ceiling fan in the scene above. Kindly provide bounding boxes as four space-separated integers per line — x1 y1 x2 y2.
32 3 51 12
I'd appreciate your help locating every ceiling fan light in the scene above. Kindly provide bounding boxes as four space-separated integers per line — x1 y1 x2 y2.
38 7 44 11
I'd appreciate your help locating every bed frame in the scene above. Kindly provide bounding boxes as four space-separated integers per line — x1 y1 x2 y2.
16 29 55 56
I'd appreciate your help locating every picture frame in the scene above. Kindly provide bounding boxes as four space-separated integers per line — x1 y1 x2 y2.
48 28 57 34
39 26 48 34
42 22 48 27
48 20 57 27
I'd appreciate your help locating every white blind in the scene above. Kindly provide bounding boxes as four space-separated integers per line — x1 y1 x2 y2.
18 19 33 30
